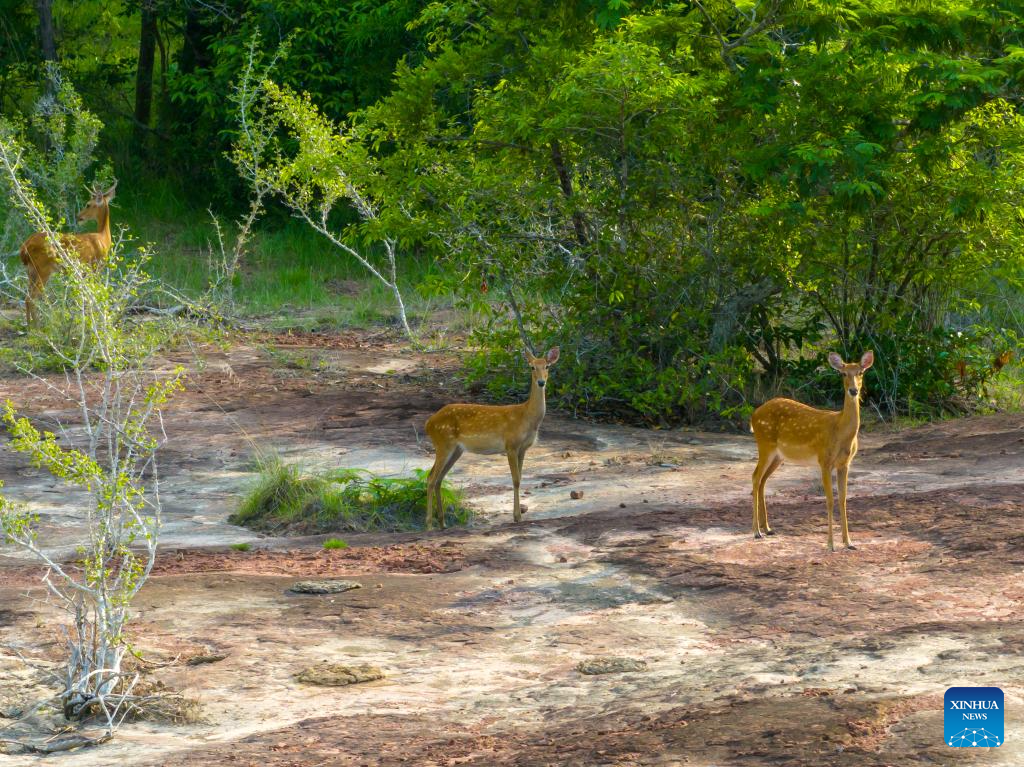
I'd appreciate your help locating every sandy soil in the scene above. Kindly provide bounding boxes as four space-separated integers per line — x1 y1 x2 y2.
0 333 1022 766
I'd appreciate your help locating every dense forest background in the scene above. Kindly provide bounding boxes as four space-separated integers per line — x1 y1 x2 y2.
1 0 1022 426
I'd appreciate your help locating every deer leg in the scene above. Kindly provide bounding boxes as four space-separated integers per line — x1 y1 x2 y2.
25 271 43 326
758 455 783 535
820 463 835 552
837 464 854 549
516 444 530 518
426 453 444 530
507 446 523 523
751 453 771 539
426 444 453 530
434 446 463 530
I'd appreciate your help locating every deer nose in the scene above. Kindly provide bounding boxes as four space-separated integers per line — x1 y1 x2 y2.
848 387 858 397
537 379 546 388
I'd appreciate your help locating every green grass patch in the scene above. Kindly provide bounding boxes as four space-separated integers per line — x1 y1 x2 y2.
229 458 472 535
229 543 252 552
117 186 458 330
323 537 349 550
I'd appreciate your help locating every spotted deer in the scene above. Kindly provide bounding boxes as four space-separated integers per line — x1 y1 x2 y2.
424 347 560 529
19 181 117 324
750 351 874 551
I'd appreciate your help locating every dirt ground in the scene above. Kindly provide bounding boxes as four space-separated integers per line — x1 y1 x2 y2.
0 332 1022 766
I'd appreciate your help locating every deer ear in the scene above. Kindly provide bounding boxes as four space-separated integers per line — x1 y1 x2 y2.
828 352 844 371
546 347 560 365
860 350 874 370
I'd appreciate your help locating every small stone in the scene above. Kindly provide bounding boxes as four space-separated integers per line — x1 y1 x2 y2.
295 663 384 686
577 657 648 675
619 503 626 508
289 580 362 595
186 653 227 666
570 490 584 500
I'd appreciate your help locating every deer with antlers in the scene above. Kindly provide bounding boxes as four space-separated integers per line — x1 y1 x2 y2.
425 347 560 529
18 181 117 325
750 350 874 551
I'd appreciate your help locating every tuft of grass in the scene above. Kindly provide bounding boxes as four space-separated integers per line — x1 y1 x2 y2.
229 458 472 535
229 543 252 552
323 537 348 550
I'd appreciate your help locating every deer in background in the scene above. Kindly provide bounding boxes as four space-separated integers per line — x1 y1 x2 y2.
425 347 560 529
750 350 874 551
19 181 117 325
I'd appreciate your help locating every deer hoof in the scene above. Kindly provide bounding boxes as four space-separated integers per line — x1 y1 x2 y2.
753 531 763 540
845 543 857 550
765 528 776 536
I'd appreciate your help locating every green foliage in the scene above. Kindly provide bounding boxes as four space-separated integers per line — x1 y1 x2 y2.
357 0 1024 423
323 537 349 550
4 1 1024 424
230 458 472 534
230 542 252 552
157 0 426 200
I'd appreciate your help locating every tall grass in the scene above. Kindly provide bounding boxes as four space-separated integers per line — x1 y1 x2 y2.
229 457 472 534
117 181 452 329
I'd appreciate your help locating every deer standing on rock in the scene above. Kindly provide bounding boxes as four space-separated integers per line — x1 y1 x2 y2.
19 182 117 325
750 351 874 551
425 347 560 529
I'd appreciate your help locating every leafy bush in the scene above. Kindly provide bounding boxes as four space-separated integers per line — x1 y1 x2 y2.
323 537 348 550
360 1 1024 425
230 458 472 534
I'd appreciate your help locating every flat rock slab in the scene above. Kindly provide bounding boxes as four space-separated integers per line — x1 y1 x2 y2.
576 657 648 675
288 580 362 595
296 663 385 687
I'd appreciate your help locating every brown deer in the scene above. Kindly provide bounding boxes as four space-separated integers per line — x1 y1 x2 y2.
750 350 874 551
19 181 117 324
424 347 560 529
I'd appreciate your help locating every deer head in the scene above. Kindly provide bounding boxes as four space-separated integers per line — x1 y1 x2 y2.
77 181 117 225
525 347 560 389
828 350 874 398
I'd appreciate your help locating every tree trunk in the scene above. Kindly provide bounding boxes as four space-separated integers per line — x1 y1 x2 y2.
549 139 589 249
179 7 213 75
710 278 780 352
133 1 157 147
35 0 57 63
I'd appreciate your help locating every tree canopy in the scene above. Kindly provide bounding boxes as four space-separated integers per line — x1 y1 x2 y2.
2 0 1022 423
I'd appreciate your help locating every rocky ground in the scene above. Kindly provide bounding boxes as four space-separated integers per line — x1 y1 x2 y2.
1 331 1021 766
